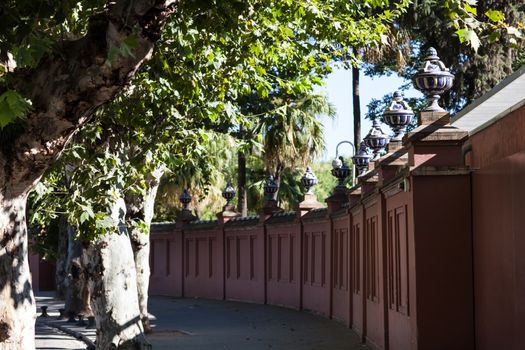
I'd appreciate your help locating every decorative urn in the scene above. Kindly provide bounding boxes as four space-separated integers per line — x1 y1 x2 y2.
331 156 351 188
382 91 415 141
222 182 236 206
300 167 318 194
264 175 279 201
363 119 389 160
413 47 454 112
179 189 192 210
352 142 372 176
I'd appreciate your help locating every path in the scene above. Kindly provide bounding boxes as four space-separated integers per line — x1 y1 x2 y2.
36 293 371 350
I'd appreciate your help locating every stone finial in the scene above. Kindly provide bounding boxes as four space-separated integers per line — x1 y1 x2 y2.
352 142 372 176
383 91 415 142
363 120 389 160
179 189 192 210
413 47 454 112
264 175 279 201
300 167 318 195
222 182 236 206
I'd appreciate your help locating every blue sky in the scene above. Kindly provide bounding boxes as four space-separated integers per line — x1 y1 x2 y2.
317 66 419 160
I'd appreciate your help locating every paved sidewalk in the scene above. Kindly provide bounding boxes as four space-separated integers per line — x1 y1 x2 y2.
36 293 371 350
35 293 93 350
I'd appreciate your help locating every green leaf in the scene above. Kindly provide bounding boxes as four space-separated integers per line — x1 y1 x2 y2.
95 214 115 229
488 31 500 43
456 28 480 52
485 10 505 22
80 211 90 224
456 28 468 43
464 3 477 15
0 90 31 128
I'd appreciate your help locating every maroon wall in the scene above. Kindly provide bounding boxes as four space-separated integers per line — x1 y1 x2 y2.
302 216 332 316
29 254 56 292
266 220 302 309
467 106 525 350
350 206 365 337
149 223 181 296
412 174 473 350
183 224 224 299
224 225 265 303
384 190 413 350
363 195 386 350
331 212 351 325
146 103 525 350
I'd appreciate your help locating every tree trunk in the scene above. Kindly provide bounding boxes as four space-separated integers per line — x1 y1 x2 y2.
273 163 285 204
64 225 92 317
352 47 362 149
126 166 165 333
237 151 248 216
0 194 35 350
84 197 147 350
54 216 69 300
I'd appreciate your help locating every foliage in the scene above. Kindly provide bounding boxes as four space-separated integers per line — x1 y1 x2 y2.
0 90 31 127
363 0 525 113
25 0 414 239
251 93 336 176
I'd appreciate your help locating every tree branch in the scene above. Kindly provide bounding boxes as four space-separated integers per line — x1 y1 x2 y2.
1 0 177 195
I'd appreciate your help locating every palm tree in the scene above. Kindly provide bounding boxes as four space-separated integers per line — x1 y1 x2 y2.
253 93 336 198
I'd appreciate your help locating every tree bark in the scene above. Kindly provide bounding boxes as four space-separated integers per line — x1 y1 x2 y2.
84 198 147 350
0 194 35 350
126 166 165 333
352 47 362 149
64 225 92 317
54 216 69 300
237 151 248 216
0 1 175 348
273 163 285 204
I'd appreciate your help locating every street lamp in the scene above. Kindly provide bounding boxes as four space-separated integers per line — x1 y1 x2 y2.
331 140 354 188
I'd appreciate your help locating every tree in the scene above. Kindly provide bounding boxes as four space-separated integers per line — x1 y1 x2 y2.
0 1 175 348
2 0 417 348
249 92 336 197
363 0 525 114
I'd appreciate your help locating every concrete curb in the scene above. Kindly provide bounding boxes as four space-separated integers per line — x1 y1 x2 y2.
43 320 95 350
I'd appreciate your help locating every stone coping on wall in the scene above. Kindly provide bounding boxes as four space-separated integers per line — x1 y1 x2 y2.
265 211 297 225
187 219 219 230
301 207 328 222
150 222 177 233
224 215 260 228
452 64 525 135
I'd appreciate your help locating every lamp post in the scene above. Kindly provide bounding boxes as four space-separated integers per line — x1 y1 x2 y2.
413 47 454 112
330 140 355 189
